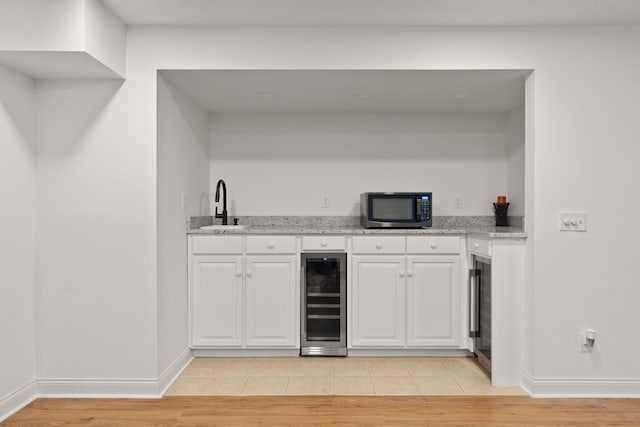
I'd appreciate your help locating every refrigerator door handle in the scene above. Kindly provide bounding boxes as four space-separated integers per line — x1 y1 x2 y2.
300 264 306 344
469 268 479 338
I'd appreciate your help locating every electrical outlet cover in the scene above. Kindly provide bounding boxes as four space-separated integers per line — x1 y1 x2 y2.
559 211 587 231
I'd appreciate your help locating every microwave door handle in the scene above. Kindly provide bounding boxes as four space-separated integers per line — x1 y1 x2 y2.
469 268 479 338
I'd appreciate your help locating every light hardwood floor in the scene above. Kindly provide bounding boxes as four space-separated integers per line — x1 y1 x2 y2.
4 396 640 426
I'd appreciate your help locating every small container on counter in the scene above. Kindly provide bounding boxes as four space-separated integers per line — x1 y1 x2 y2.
493 199 510 227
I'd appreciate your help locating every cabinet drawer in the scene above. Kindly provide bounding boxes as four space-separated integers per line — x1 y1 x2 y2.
352 236 405 254
246 236 296 254
302 236 346 251
407 236 460 254
191 235 243 254
467 237 492 257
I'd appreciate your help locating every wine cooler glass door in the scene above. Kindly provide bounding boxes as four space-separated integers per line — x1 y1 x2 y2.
471 255 491 373
301 253 347 356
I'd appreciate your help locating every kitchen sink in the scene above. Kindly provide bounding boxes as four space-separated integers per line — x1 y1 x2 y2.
199 224 247 230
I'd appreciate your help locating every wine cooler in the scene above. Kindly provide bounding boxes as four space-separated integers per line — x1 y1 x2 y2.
300 253 347 356
469 254 492 374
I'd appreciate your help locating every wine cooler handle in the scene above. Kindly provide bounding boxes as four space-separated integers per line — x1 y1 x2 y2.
469 268 479 338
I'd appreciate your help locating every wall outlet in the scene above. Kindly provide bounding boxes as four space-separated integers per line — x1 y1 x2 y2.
454 197 463 209
578 332 596 353
321 196 330 208
578 334 592 352
559 211 587 231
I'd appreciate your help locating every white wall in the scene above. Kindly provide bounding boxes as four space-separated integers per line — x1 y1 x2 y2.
526 28 640 387
0 65 37 416
157 75 210 375
83 0 127 77
209 112 509 217
523 73 536 378
507 105 525 217
34 78 160 383
0 0 126 79
10 22 637 398
135 25 640 394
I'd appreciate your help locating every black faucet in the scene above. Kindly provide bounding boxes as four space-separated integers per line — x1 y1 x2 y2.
214 179 228 225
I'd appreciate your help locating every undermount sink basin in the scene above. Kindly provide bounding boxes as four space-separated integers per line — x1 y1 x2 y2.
200 224 247 230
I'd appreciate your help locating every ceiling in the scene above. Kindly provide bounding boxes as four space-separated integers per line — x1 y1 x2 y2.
160 70 528 114
102 0 640 26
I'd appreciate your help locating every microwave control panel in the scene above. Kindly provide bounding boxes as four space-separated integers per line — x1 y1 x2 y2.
418 196 431 222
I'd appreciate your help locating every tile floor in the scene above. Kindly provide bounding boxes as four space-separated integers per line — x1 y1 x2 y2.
165 357 527 396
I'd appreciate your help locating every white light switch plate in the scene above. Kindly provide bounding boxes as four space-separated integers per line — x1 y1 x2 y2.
559 211 587 231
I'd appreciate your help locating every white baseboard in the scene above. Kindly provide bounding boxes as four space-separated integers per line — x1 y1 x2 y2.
0 380 37 423
347 349 472 357
37 347 193 399
158 348 192 395
37 378 164 398
522 370 640 397
192 348 299 357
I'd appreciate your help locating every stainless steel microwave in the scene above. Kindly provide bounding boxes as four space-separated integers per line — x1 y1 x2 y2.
360 192 432 228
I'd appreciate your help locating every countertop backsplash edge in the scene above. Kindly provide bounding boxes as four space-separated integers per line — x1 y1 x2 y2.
187 215 526 239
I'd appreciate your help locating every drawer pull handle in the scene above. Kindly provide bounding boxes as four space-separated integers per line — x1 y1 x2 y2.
321 241 327 247
474 243 480 249
430 243 437 249
267 243 275 249
376 243 382 249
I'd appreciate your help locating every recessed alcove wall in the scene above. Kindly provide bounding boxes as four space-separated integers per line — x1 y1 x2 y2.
158 69 526 219
208 110 525 217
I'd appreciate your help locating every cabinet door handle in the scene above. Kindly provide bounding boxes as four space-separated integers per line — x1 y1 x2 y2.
236 271 242 277
246 271 252 277
407 271 413 277
399 271 405 278
474 243 480 249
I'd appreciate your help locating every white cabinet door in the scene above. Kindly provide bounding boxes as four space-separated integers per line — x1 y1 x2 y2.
406 256 460 347
191 255 243 347
245 255 297 347
351 255 406 347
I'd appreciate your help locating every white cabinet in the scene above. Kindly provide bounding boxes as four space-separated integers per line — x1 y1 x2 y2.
189 235 298 350
302 236 346 251
190 233 465 352
352 236 405 254
467 237 525 386
246 236 297 254
467 237 492 257
351 255 406 346
406 256 460 347
245 255 297 347
191 255 243 346
350 235 462 349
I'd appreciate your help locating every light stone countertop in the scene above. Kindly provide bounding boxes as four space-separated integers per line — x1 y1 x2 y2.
187 216 527 239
